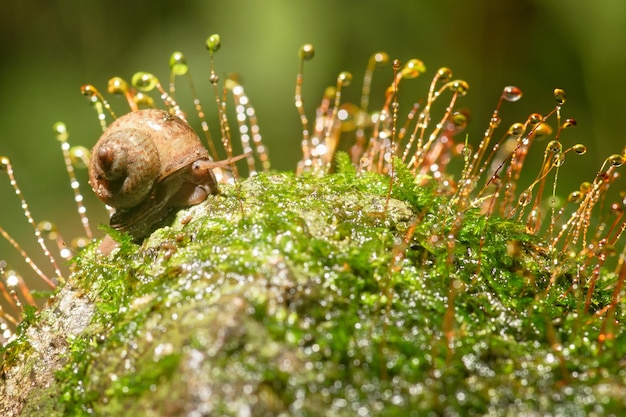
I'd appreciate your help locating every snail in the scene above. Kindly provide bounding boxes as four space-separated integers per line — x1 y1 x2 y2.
89 108 230 246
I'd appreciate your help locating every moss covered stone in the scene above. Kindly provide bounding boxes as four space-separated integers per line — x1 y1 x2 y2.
1 167 625 416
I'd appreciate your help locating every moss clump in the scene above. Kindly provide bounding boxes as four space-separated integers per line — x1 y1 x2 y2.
1 162 625 416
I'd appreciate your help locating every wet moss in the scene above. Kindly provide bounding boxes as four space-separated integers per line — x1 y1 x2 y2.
1 165 625 416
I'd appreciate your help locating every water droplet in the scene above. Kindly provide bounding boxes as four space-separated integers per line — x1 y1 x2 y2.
534 123 553 138
526 209 541 234
59 247 73 260
579 181 592 194
70 146 90 168
169 51 188 76
611 202 624 215
452 111 468 129
518 189 532 207
553 153 565 167
528 113 543 125
607 154 624 167
567 191 582 203
401 59 425 78
437 67 453 82
370 51 388 68
132 72 158 92
547 140 562 153
205 34 221 53
37 221 58 240
80 84 102 103
450 80 469 96
71 236 90 251
52 122 68 142
508 123 525 137
0 156 10 171
133 92 154 108
299 44 315 60
548 195 560 208
209 73 220 85
107 77 129 95
502 86 522 102
461 145 472 161
562 118 576 129
553 88 566 105
338 71 352 87
572 144 587 155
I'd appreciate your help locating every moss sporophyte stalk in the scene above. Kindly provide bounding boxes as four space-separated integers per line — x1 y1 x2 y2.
1 35 625 415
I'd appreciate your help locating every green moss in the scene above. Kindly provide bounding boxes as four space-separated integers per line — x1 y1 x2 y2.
1 165 625 416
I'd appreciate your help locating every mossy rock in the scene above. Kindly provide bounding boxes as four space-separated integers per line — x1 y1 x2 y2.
1 165 625 416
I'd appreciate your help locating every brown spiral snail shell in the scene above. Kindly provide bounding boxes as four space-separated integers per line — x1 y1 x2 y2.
89 108 220 242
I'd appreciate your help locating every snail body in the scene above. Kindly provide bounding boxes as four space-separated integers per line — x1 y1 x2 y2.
89 109 219 241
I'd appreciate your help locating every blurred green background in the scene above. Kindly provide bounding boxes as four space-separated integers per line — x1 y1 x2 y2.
0 0 625 288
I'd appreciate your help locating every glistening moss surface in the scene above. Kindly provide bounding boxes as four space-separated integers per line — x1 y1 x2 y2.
2 158 625 416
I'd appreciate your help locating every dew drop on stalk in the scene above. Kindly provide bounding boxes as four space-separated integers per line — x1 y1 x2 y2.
562 118 577 129
107 76 129 95
205 33 221 53
209 72 220 85
169 51 189 76
71 236 90 251
69 146 90 168
547 140 562 154
400 59 425 79
508 123 525 137
373 51 388 66
108 76 138 111
338 71 352 87
553 153 565 167
461 144 473 161
392 58 402 73
526 209 541 234
606 154 624 167
553 88 566 105
451 112 468 130
534 123 553 139
579 181 592 194
548 195 560 208
518 189 532 207
502 86 522 102
567 191 582 203
611 202 624 215
53 120 68 142
528 113 543 125
133 91 155 108
37 220 58 240
450 80 469 96
572 144 587 155
437 67 453 82
80 84 102 103
132 72 158 92
299 43 315 61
